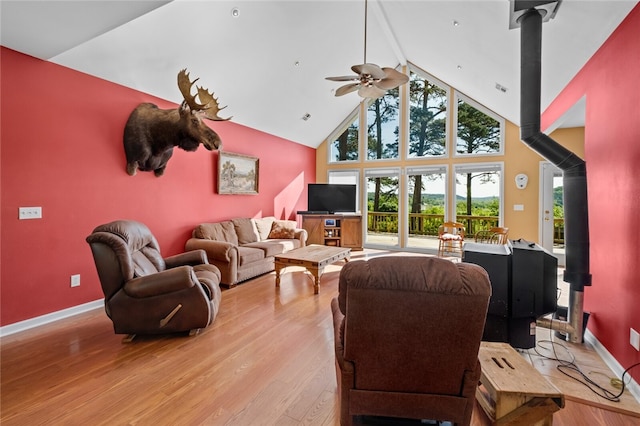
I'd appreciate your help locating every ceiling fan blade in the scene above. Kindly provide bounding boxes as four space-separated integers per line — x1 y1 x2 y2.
373 68 410 90
326 75 359 82
335 83 361 97
381 67 410 81
358 85 386 98
351 63 386 79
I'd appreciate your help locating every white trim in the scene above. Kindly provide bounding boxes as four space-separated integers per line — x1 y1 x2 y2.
371 1 406 66
0 299 104 337
584 329 640 403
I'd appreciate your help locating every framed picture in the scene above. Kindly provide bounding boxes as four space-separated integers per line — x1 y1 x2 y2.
217 151 259 194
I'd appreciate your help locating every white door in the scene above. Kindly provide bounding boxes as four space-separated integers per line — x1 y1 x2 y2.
539 161 564 264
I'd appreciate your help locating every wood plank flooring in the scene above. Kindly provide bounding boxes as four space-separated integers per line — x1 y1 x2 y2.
2 252 639 425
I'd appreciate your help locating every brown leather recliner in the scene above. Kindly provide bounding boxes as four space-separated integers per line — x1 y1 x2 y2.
86 220 222 337
331 256 491 426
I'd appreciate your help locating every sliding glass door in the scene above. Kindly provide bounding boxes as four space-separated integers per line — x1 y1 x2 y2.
406 166 448 250
364 168 400 248
454 163 503 238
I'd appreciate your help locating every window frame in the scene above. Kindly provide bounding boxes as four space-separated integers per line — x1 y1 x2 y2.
453 92 505 158
364 86 402 163
452 161 505 226
363 167 402 249
327 105 361 164
404 164 450 250
405 64 450 161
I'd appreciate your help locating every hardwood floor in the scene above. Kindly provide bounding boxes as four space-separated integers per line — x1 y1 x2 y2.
2 255 639 425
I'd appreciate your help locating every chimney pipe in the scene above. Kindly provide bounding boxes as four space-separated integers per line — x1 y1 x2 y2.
516 5 592 343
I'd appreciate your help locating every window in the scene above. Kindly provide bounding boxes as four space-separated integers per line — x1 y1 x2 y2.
366 88 400 160
329 112 359 163
408 69 448 158
454 163 503 236
328 169 361 212
454 93 503 156
364 168 400 247
406 165 448 249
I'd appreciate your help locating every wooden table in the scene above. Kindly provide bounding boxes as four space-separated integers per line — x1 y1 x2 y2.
274 245 351 294
476 342 565 425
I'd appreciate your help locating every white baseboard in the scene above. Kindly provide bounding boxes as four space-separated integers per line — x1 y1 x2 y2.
584 329 640 403
0 299 104 337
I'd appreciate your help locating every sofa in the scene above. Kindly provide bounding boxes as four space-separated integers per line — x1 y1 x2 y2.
185 217 307 287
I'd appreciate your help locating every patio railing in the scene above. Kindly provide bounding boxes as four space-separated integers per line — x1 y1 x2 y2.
367 211 565 243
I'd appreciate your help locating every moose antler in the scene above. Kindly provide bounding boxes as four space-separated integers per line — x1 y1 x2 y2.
196 86 231 121
177 69 231 121
177 69 206 110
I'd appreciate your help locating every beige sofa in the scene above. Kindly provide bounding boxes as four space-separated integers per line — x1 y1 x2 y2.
185 217 307 287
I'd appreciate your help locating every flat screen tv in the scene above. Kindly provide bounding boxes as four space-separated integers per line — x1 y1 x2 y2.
307 184 356 214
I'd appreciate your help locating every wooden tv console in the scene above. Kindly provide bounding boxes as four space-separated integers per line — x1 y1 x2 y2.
300 214 363 251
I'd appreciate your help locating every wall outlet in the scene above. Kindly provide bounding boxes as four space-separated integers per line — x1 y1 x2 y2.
70 274 81 288
631 328 640 351
513 204 524 211
19 207 42 220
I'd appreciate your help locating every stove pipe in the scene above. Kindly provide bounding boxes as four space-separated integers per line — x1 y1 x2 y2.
518 7 592 343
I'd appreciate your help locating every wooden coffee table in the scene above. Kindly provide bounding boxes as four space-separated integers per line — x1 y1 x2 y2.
274 244 351 294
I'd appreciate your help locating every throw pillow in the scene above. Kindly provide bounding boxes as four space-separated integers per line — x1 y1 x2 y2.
268 220 296 239
193 222 239 245
254 216 275 240
232 218 259 244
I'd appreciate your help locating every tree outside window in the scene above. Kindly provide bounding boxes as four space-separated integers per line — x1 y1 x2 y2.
367 88 400 160
456 97 501 155
408 71 447 159
330 115 359 162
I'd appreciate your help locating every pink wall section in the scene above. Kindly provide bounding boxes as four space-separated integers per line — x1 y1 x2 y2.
541 5 640 381
0 48 315 326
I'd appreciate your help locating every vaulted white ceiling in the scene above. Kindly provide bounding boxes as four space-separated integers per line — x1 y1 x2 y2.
1 1 636 148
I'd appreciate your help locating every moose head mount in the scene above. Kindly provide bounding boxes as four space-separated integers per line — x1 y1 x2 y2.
123 69 230 177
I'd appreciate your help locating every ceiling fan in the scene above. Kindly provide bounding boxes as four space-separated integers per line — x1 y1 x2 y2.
326 0 409 99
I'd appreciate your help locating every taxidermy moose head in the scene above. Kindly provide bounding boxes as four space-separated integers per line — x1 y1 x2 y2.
123 69 230 177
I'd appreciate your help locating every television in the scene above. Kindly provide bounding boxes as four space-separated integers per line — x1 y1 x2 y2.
307 184 357 214
463 239 558 349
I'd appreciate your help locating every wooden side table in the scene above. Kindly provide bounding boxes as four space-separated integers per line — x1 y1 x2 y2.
476 342 565 425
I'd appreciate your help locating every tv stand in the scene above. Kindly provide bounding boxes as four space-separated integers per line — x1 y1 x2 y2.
299 213 363 251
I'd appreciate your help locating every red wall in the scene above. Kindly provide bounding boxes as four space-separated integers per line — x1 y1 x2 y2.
541 5 640 381
0 48 315 326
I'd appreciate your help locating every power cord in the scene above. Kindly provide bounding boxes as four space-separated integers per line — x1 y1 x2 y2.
530 323 640 402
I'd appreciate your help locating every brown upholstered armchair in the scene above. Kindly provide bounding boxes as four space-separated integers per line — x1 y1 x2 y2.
331 256 491 426
86 220 222 339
